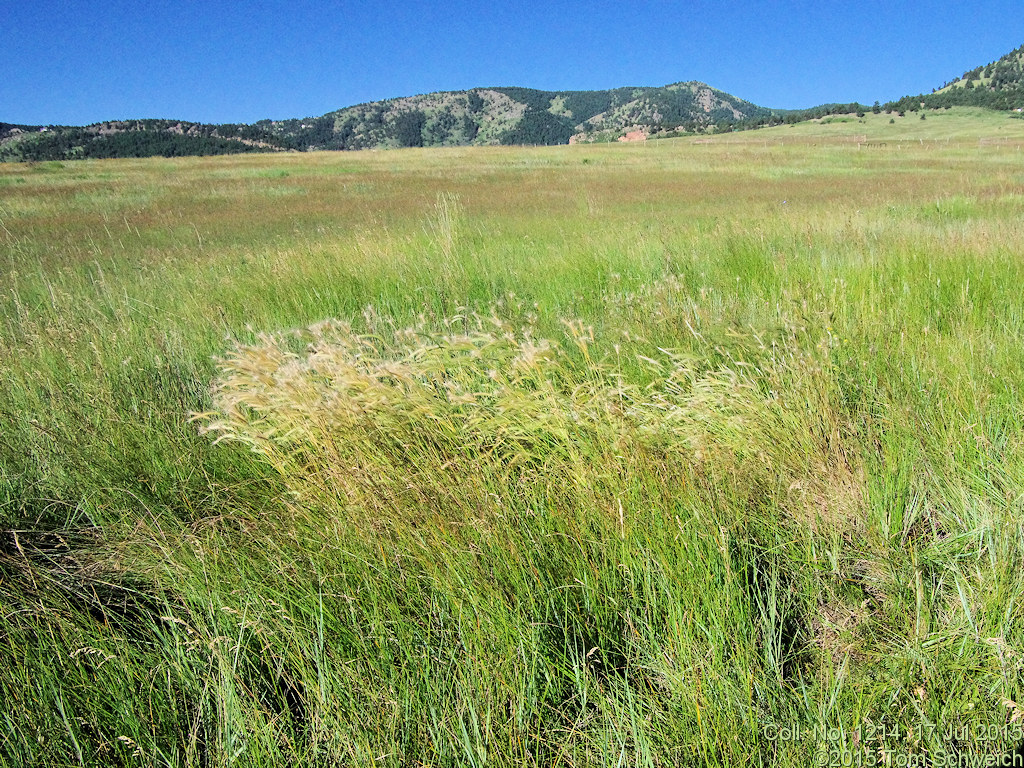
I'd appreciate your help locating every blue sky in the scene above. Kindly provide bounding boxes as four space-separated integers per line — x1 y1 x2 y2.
4 1 1024 125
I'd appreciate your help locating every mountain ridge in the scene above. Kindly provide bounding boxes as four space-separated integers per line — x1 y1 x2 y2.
876 44 1024 114
3 44 1023 161
0 80 779 161
251 81 774 151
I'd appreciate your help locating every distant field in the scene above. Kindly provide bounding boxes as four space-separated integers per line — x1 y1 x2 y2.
3 108 1024 766
744 105 1024 141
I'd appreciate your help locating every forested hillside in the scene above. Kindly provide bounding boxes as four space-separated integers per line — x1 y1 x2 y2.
0 82 773 161
4 43 1023 161
889 44 1024 112
256 81 774 150
0 120 288 162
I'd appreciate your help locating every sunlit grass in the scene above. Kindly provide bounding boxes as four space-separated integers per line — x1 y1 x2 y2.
3 111 1024 765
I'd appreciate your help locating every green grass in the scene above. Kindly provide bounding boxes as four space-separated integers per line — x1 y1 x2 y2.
3 112 1024 765
749 105 1024 141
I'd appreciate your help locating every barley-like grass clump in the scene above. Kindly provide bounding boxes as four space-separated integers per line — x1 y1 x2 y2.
199 307 862 541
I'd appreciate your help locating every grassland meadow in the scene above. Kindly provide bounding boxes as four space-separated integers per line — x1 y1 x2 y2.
3 107 1024 765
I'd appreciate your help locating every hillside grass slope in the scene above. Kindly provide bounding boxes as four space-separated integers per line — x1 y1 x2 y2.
2 113 1024 765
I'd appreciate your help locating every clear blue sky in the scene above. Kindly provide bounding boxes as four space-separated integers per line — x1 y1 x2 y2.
4 0 1024 125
